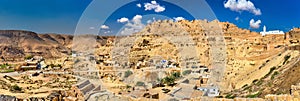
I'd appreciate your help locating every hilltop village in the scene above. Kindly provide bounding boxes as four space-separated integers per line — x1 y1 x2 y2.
0 20 300 101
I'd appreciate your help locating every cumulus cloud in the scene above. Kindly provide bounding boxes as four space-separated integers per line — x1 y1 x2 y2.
132 15 142 24
224 0 261 15
120 15 145 35
144 1 165 12
137 3 142 8
249 19 261 29
174 17 185 21
100 25 109 29
117 17 129 23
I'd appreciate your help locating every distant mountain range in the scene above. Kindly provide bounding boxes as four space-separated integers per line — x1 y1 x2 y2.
0 30 73 60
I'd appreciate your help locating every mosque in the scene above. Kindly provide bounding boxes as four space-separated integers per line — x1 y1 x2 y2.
260 25 284 36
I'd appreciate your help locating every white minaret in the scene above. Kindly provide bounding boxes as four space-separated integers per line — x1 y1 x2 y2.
263 25 266 33
260 25 267 36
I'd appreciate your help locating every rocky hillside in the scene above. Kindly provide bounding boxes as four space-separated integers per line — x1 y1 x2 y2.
0 21 300 97
0 30 73 61
124 20 300 97
101 19 300 97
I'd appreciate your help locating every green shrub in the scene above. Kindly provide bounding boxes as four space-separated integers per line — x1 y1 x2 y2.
182 70 192 75
0 63 11 69
225 94 235 99
283 55 291 65
267 82 272 87
124 70 133 78
136 81 145 86
271 71 279 80
171 72 181 79
0 69 14 73
162 76 175 86
161 72 181 86
24 55 33 60
126 85 131 89
242 84 252 91
11 84 22 91
49 64 62 68
264 67 276 78
255 80 263 86
246 92 261 98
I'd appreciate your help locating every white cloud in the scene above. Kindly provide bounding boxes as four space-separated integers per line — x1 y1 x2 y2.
235 16 239 21
137 3 142 8
104 31 111 34
120 15 145 35
224 0 261 15
147 20 152 24
249 19 261 29
174 17 185 21
144 1 165 12
132 15 142 24
100 25 109 29
117 17 129 23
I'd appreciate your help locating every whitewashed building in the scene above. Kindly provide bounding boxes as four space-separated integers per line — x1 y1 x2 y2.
260 26 284 36
197 86 219 97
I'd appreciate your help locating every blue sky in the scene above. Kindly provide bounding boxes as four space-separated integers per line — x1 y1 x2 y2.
0 0 299 34
207 0 300 32
0 0 91 34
